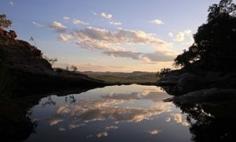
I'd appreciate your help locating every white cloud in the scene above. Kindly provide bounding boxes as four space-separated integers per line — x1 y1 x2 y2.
32 21 44 27
110 21 122 26
100 12 112 19
168 32 174 37
150 19 164 25
72 19 89 25
174 30 192 42
50 21 67 32
52 25 176 63
63 16 70 20
58 33 73 42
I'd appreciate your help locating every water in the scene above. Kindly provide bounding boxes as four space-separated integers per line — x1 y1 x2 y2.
24 85 193 142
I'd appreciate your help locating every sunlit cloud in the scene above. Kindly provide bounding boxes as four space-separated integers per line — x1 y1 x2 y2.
49 118 63 126
100 12 112 19
104 50 175 62
150 19 164 25
110 21 122 26
73 19 89 25
32 21 44 28
50 21 67 32
58 33 73 42
173 30 193 43
171 113 190 127
48 89 173 128
56 105 71 114
54 25 176 63
63 16 70 20
148 129 160 135
168 32 174 37
96 131 108 138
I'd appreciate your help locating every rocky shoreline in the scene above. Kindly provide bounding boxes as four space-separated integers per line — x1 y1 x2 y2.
158 70 236 107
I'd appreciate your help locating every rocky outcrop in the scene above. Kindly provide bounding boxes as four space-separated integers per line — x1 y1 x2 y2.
157 70 236 95
0 29 107 96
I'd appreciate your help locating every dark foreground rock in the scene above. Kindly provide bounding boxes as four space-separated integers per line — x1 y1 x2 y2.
157 70 236 95
0 28 107 97
173 88 236 105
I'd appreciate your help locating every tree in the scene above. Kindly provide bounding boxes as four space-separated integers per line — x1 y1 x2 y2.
159 68 171 78
175 0 236 71
0 14 12 29
70 65 78 72
208 0 236 21
48 58 58 66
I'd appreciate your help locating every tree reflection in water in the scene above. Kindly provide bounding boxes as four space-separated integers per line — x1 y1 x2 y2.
174 101 236 142
1 85 236 142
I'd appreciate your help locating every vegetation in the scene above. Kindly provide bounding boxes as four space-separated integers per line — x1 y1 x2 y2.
0 14 12 29
175 0 236 72
84 71 158 84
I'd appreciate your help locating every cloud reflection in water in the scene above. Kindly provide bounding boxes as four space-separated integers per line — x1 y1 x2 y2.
29 85 191 141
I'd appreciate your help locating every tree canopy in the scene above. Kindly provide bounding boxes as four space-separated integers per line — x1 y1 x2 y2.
0 14 12 29
175 0 236 72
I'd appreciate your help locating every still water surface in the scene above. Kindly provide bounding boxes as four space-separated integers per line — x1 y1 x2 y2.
25 85 193 142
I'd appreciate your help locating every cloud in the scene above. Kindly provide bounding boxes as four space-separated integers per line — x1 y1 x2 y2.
171 113 190 127
168 32 174 37
100 12 112 19
150 19 164 25
49 119 63 126
63 16 70 20
92 11 97 16
173 30 192 42
148 129 160 135
52 24 176 63
73 19 89 25
94 12 122 26
97 132 108 138
32 21 44 27
104 50 175 63
58 33 73 42
50 21 67 32
110 21 122 26
9 1 14 6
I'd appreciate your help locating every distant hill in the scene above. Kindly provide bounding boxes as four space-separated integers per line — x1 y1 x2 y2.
83 71 158 85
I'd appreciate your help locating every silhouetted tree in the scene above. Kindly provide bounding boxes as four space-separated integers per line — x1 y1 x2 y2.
0 14 12 29
175 0 236 72
159 68 171 78
70 65 78 72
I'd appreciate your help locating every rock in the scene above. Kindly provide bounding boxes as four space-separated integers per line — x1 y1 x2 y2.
158 71 208 95
176 73 207 94
173 88 236 105
0 28 107 96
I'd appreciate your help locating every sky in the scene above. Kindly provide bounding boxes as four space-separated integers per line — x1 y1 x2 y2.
0 0 220 72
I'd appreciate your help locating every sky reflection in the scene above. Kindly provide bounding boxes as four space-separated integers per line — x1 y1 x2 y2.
26 85 192 142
